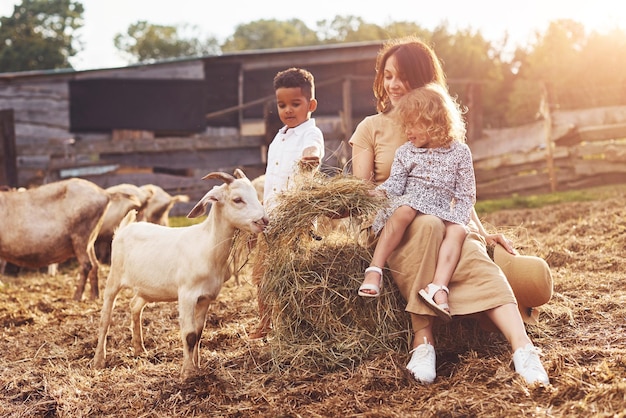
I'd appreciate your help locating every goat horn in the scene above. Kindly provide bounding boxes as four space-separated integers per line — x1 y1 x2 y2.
233 168 247 179
201 172 235 184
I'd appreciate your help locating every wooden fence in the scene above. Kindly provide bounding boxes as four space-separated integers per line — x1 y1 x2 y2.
2 104 626 212
470 105 626 199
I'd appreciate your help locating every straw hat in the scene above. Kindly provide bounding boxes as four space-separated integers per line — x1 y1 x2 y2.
493 245 553 324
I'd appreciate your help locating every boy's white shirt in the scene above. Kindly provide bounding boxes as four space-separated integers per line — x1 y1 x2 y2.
263 118 324 213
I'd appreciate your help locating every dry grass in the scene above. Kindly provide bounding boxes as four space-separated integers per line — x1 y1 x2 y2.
1 176 625 417
257 173 410 373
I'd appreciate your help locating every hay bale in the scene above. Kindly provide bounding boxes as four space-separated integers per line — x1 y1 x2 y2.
256 172 411 373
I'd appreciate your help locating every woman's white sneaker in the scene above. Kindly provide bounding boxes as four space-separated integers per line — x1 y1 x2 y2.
512 343 549 385
406 338 436 384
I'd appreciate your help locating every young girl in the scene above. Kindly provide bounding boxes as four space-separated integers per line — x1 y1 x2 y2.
358 82 476 322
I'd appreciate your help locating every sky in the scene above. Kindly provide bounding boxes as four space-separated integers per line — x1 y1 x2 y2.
0 0 623 71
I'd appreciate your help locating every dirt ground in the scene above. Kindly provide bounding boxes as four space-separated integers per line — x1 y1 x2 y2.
1 188 625 417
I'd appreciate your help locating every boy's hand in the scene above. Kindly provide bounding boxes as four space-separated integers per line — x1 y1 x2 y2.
300 155 320 166
299 146 321 171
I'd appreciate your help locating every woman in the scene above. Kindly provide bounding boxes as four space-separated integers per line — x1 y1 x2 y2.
349 36 550 386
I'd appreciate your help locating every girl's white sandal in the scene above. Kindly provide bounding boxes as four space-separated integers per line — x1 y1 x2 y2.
358 266 383 298
418 283 452 321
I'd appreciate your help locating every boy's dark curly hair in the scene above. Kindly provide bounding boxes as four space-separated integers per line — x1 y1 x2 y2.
273 67 315 100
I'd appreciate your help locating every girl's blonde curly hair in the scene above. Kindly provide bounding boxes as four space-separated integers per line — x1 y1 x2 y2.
391 83 467 148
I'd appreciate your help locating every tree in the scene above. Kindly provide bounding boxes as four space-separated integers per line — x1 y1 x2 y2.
381 21 431 40
578 28 626 108
404 25 510 129
316 15 388 43
506 19 589 125
221 19 318 52
114 21 220 63
0 0 84 72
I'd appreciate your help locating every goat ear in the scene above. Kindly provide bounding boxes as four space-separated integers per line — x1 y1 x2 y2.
201 172 235 184
206 184 225 202
186 199 206 218
233 168 247 179
141 184 157 198
187 202 204 218
186 185 223 219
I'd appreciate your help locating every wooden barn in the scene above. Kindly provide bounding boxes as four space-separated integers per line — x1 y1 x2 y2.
0 41 388 211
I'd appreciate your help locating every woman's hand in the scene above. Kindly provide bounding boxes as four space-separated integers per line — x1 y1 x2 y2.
470 208 517 255
485 233 518 255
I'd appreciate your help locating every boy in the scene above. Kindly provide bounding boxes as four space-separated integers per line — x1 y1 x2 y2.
262 67 325 212
249 67 325 339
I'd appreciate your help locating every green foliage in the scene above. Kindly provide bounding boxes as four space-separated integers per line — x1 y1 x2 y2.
581 29 626 107
475 183 626 214
0 0 84 72
505 19 626 126
315 15 387 43
504 78 543 125
168 215 205 228
380 21 431 40
221 19 318 52
114 21 220 63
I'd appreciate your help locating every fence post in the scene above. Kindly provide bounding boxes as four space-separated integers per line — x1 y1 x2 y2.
339 77 353 167
539 83 557 193
465 82 483 142
0 109 18 187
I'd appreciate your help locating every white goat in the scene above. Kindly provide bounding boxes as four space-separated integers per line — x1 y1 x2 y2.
229 173 265 284
93 169 268 379
250 174 265 203
137 184 189 226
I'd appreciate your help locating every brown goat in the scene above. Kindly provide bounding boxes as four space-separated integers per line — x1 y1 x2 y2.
95 184 151 264
0 178 110 300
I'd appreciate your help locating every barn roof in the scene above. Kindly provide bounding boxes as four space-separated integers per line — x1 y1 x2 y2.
0 40 385 81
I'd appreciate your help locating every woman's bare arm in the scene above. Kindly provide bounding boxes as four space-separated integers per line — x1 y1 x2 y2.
471 207 517 255
351 145 375 182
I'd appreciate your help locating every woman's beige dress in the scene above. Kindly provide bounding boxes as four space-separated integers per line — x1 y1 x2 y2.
350 112 517 330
